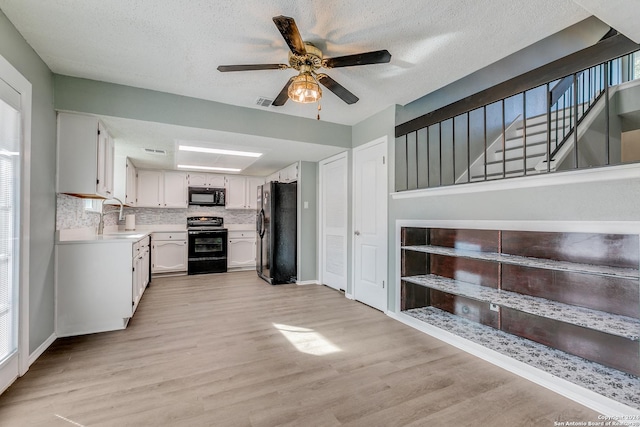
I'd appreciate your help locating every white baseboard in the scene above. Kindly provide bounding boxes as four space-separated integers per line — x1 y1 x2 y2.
386 311 640 417
28 332 56 367
296 280 319 285
345 292 354 300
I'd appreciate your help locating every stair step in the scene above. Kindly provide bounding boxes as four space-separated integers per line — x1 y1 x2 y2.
485 154 545 166
471 168 539 180
496 140 548 154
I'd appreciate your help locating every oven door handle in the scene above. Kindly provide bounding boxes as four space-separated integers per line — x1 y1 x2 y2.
258 209 266 238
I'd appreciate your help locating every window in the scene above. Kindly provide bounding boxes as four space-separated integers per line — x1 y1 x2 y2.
0 80 20 366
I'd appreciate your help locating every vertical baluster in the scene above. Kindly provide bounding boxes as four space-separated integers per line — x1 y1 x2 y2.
404 134 409 189
573 73 579 169
467 113 470 183
523 91 527 176
426 125 430 188
501 99 506 178
546 82 551 173
452 119 456 185
483 106 487 181
605 61 610 165
415 131 419 189
438 122 442 186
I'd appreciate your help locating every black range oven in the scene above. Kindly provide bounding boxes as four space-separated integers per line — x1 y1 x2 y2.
187 216 228 275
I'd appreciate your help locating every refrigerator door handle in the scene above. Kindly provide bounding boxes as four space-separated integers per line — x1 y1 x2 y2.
258 209 266 238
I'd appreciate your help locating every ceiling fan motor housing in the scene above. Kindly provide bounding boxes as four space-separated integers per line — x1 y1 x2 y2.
288 42 322 73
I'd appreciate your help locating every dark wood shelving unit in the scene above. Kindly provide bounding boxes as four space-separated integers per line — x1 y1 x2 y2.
400 227 640 376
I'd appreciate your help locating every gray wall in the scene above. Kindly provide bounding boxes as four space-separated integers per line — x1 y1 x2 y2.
0 10 57 353
298 161 317 282
54 75 352 149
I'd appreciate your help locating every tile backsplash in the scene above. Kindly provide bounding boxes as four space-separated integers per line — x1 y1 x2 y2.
56 194 256 230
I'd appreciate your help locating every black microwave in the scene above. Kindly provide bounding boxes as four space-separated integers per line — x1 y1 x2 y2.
188 187 226 206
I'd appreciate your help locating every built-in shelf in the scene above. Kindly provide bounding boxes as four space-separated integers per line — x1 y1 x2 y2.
400 226 640 378
402 306 640 411
402 245 640 280
402 274 640 341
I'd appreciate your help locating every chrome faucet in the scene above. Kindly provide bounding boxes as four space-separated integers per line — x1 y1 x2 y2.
96 197 124 235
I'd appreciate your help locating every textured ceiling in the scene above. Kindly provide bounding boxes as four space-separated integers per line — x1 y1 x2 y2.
0 0 600 172
0 0 592 125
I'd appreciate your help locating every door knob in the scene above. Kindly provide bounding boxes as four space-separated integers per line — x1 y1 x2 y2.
354 230 360 236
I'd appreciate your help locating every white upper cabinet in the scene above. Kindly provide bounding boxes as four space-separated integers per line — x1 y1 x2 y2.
113 155 137 206
136 170 187 208
188 172 225 188
224 175 264 210
279 162 299 183
224 175 247 209
57 112 115 198
163 171 188 208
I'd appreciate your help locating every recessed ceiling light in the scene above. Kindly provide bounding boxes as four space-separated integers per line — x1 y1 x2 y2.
177 164 242 172
178 145 262 157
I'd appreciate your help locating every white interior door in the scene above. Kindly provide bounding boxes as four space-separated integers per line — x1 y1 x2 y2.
320 152 348 291
353 137 388 311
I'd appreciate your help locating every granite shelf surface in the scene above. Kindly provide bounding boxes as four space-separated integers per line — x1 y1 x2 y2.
402 245 640 279
402 306 640 410
402 274 640 341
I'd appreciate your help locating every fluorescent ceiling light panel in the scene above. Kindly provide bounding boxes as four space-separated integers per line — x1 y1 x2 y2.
178 145 262 157
177 164 241 172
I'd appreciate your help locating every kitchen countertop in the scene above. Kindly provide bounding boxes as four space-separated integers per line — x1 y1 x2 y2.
56 223 254 243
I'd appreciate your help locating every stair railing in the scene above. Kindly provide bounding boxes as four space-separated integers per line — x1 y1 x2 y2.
546 64 607 164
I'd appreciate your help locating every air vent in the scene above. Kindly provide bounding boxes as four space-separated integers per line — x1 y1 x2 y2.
255 97 274 107
144 148 166 155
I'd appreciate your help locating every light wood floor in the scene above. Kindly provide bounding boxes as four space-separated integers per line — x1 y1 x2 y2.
0 271 600 426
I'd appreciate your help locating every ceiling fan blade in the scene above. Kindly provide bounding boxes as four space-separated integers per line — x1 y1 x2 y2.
217 64 288 72
272 15 307 56
322 50 391 68
272 77 295 106
316 74 359 104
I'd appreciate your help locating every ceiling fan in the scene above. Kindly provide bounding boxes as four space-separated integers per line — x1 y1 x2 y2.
217 15 391 109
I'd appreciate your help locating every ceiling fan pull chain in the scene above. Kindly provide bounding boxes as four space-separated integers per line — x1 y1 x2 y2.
317 100 321 120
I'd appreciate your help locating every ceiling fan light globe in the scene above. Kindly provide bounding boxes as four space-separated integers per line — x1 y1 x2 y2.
288 73 322 103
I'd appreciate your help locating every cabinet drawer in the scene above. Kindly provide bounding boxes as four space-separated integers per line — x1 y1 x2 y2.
152 232 187 241
228 230 256 239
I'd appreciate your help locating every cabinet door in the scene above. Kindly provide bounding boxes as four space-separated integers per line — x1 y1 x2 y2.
125 157 137 206
228 238 257 267
246 177 264 210
281 163 298 183
136 170 163 207
207 174 225 187
188 172 207 187
163 171 187 208
225 175 247 209
152 240 187 272
96 122 113 197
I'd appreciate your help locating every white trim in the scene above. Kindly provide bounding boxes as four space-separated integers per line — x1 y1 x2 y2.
388 311 640 417
396 219 640 234
0 53 32 383
0 354 18 395
352 136 388 310
391 162 640 200
296 280 319 285
345 292 354 300
28 333 56 366
318 151 349 293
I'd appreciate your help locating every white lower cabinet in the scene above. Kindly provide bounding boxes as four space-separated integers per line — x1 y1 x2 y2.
151 232 187 273
56 234 151 337
228 230 257 270
133 236 151 311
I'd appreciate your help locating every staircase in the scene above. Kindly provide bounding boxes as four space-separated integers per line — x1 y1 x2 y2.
458 108 574 182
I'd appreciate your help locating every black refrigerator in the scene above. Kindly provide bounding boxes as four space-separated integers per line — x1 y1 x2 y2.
256 182 297 284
